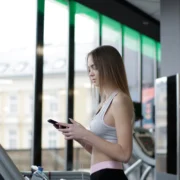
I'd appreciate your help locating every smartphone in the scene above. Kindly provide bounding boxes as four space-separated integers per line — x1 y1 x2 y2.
47 119 66 129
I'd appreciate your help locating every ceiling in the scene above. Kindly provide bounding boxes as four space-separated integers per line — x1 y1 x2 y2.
125 0 160 21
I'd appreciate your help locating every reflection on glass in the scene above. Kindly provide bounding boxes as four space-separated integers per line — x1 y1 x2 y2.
101 15 122 53
0 0 36 170
142 36 156 129
42 0 68 170
123 26 140 103
74 2 99 171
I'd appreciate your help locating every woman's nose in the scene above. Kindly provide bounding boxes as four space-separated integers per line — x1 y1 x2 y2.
89 70 94 76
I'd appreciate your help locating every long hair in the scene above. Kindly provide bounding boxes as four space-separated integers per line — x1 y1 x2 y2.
87 45 131 99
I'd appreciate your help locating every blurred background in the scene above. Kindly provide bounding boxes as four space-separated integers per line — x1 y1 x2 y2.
0 0 160 177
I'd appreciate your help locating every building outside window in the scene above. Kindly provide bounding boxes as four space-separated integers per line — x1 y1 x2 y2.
48 131 57 148
8 95 18 114
9 130 17 149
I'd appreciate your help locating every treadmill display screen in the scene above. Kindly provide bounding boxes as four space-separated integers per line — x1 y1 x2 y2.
138 136 154 152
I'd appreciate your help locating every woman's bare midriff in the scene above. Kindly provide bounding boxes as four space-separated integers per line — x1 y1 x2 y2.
91 146 117 165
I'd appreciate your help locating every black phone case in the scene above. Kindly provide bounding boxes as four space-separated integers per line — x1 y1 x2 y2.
48 119 66 129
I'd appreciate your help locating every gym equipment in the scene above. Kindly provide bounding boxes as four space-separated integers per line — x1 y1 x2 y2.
125 127 155 180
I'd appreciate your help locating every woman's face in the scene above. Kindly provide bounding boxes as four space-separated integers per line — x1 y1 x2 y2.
87 55 99 87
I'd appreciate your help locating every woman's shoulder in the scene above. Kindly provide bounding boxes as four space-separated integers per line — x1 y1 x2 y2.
112 91 134 110
111 91 134 123
113 91 132 103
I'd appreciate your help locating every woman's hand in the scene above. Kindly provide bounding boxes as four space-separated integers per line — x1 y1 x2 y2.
57 118 88 140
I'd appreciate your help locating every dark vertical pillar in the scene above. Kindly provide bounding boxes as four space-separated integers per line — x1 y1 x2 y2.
167 76 177 174
155 44 158 79
140 36 143 127
99 14 102 46
121 26 124 61
98 14 102 103
65 0 75 171
31 0 45 166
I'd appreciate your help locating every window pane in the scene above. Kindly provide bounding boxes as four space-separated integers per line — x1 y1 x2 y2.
142 35 156 129
8 95 18 114
9 130 17 149
42 0 68 170
48 131 57 148
0 0 36 171
101 15 122 53
123 26 140 102
74 2 99 171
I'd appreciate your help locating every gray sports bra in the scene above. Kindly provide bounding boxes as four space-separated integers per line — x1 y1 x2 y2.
89 91 119 143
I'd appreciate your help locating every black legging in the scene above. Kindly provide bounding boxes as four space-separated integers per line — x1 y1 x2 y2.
90 169 128 180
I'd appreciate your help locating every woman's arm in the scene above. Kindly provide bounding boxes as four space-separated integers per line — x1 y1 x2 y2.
83 94 133 163
75 139 92 154
58 119 93 154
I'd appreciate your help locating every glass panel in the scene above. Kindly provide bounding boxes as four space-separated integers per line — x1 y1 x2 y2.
123 26 140 102
42 0 68 170
123 26 141 180
101 15 122 53
142 35 156 129
74 2 99 171
0 0 36 171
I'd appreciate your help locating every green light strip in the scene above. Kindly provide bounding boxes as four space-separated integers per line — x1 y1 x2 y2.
75 2 98 20
123 25 140 52
38 0 45 13
55 0 67 5
142 35 156 60
101 15 121 32
157 42 161 62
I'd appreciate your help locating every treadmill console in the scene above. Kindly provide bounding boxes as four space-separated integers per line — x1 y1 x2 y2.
133 128 155 158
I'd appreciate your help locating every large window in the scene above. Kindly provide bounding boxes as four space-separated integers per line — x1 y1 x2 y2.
74 2 99 170
0 0 36 170
122 26 141 179
101 15 122 53
142 36 156 129
123 26 140 102
42 0 68 170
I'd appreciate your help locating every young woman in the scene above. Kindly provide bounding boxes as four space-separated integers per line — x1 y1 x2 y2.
57 45 134 180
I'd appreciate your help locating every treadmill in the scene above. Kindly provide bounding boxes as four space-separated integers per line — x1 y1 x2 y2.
125 102 155 180
125 127 155 180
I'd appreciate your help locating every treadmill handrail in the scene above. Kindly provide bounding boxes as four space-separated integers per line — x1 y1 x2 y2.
140 166 153 180
125 159 142 176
